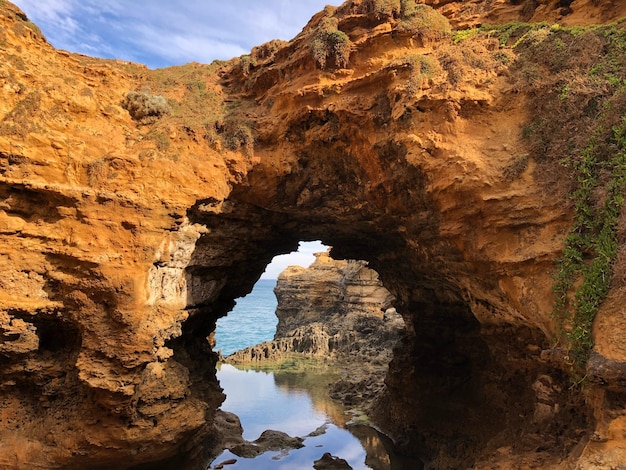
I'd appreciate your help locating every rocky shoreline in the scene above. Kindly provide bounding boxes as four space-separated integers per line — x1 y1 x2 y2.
225 250 405 416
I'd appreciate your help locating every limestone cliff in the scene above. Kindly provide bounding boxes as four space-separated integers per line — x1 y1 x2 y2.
1 0 626 468
226 251 404 409
228 250 399 359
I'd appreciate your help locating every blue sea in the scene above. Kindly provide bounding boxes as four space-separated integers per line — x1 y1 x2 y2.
215 279 278 357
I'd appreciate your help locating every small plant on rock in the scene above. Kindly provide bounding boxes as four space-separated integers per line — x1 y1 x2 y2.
397 2 452 41
395 53 441 93
223 119 254 154
121 90 171 121
360 0 401 18
310 17 352 69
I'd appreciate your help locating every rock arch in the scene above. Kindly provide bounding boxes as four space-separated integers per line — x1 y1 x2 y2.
4 0 626 468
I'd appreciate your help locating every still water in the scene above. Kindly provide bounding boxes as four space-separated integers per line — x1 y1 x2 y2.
212 364 422 470
212 278 422 469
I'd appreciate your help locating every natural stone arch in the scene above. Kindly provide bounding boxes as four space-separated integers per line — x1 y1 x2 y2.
7 0 626 467
172 142 580 468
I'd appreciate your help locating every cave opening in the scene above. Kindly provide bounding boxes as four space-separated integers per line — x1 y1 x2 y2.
204 236 419 469
213 240 326 358
169 181 589 468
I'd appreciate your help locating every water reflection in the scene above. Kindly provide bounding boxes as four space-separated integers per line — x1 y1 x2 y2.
212 364 422 470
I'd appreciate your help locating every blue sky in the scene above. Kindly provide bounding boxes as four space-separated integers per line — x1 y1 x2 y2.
12 0 340 69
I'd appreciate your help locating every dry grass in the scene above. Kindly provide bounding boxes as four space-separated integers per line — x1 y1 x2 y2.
0 91 41 138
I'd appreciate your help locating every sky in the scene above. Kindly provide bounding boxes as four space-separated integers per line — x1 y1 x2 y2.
10 1 332 277
261 241 326 279
11 0 340 69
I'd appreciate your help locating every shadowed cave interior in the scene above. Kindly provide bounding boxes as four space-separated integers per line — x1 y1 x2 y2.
155 196 588 468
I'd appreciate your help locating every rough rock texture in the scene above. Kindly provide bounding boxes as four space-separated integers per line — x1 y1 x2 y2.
227 250 401 359
226 251 404 411
314 452 353 470
1 0 626 468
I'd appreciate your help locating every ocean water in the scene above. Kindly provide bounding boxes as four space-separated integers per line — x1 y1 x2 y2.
211 278 424 469
214 279 278 357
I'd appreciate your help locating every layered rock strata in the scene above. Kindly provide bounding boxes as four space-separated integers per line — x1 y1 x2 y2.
1 0 626 468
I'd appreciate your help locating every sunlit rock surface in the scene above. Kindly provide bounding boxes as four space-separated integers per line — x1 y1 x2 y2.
226 251 404 413
1 0 626 468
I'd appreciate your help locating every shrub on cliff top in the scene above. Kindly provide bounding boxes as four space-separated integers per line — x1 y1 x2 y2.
360 0 402 18
311 17 352 69
121 90 171 121
397 2 452 41
394 53 441 93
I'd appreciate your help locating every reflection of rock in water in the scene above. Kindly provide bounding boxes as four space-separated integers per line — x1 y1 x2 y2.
230 430 304 458
313 452 353 470
349 424 424 470
226 251 406 417
272 367 348 426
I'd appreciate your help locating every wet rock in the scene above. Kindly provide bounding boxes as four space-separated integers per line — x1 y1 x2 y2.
213 458 236 469
229 429 304 458
308 423 329 437
313 452 353 470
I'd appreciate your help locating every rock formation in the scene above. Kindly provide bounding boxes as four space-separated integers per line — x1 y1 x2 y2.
1 0 626 468
227 250 400 358
226 250 404 411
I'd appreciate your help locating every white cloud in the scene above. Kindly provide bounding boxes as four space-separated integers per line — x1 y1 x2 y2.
12 0 340 68
261 241 328 280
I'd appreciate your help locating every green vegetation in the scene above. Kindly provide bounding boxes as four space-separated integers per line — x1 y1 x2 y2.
121 90 171 121
504 20 626 379
395 53 440 94
361 0 401 18
397 2 451 40
362 1 451 40
552 115 626 378
225 354 335 373
452 18 626 379
454 22 549 47
129 62 251 155
147 62 223 127
310 17 352 69
238 54 254 76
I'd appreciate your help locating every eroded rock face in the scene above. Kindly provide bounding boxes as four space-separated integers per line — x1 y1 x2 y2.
1 0 626 468
227 250 400 360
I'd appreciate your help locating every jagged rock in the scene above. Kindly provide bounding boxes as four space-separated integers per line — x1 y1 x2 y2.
227 251 401 361
229 430 304 458
1 0 626 468
227 251 405 413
